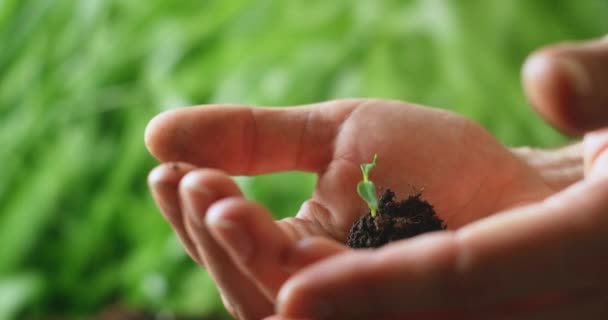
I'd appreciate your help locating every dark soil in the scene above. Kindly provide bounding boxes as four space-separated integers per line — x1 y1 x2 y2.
347 189 446 249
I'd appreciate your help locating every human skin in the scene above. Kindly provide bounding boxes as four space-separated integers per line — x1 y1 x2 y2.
523 36 608 135
145 37 608 319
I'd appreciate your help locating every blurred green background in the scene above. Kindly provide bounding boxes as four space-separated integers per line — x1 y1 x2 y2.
0 0 606 319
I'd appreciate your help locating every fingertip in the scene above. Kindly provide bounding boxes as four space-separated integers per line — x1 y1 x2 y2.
206 197 259 223
148 162 197 186
149 163 196 222
205 197 257 241
144 105 255 172
523 51 586 135
180 170 217 197
145 109 182 161
179 168 242 199
206 197 283 249
204 199 233 227
206 196 290 259
146 163 204 266
523 38 608 135
179 170 231 227
147 165 166 186
206 197 257 259
180 171 243 228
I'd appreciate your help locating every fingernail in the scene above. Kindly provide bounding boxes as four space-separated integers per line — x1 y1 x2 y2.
556 57 592 98
181 174 216 227
206 208 253 262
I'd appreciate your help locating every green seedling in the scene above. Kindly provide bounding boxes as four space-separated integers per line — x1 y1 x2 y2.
357 154 379 218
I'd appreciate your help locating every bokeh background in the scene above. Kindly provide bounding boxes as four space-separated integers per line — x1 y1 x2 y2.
1 0 607 319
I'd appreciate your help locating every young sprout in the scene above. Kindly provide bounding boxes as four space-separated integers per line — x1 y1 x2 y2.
357 154 379 218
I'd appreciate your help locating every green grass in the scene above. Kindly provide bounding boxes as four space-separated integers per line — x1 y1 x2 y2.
0 0 606 318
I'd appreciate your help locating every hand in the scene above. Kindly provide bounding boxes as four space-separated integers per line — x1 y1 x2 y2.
270 37 608 319
145 98 555 319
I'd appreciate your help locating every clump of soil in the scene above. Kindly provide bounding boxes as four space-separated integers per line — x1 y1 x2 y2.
347 189 446 249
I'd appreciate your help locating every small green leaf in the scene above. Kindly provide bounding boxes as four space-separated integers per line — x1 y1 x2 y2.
357 154 380 217
357 180 378 217
360 154 378 182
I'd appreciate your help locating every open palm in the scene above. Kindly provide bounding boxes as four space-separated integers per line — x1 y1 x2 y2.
145 99 554 319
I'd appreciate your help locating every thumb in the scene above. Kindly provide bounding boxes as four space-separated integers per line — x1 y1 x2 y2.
523 36 608 135
277 162 608 319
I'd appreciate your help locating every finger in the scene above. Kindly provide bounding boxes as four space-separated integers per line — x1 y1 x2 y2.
450 176 608 306
206 198 293 300
278 175 608 319
281 237 348 270
510 143 583 191
277 232 474 319
144 99 360 175
180 169 273 319
583 128 608 178
147 162 203 265
523 37 608 135
206 198 347 300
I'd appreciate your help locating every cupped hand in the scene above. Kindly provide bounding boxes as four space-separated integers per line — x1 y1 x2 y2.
273 133 608 320
269 37 608 319
145 97 555 319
